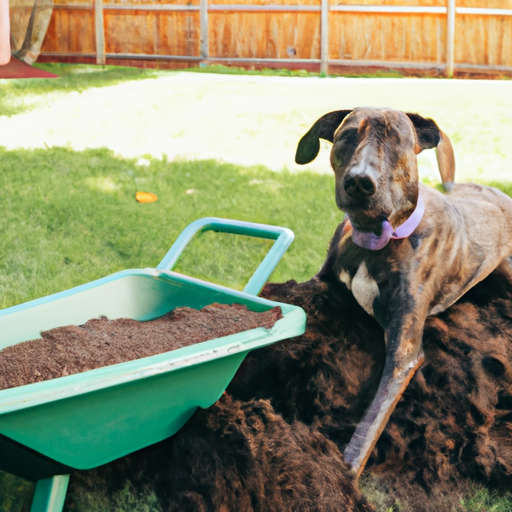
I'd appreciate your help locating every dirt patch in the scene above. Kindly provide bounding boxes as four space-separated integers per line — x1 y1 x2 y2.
230 265 512 493
0 303 282 390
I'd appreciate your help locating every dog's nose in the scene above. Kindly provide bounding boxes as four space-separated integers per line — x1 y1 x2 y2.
343 174 376 198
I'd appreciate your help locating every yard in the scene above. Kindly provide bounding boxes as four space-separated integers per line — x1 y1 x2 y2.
1 65 512 511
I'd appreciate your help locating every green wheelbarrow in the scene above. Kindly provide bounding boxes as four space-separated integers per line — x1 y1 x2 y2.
0 217 307 512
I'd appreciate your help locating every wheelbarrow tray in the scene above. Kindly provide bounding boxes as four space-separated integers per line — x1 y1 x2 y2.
0 267 306 481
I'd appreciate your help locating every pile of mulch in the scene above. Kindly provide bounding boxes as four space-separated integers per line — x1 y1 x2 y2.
64 264 512 511
231 263 512 493
66 394 371 512
0 303 282 391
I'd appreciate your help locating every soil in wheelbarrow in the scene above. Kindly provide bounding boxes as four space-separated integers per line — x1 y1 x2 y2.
0 303 282 391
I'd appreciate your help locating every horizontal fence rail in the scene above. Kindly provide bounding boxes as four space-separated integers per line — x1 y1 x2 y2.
51 3 512 15
104 4 200 9
40 2 512 77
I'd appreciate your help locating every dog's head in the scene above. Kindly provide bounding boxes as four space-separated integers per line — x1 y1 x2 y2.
295 107 455 234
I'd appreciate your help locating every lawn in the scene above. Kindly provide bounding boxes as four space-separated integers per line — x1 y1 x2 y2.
0 64 511 182
0 146 340 309
0 65 512 511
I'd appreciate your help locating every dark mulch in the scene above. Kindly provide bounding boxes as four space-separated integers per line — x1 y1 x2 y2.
66 394 370 512
230 263 512 498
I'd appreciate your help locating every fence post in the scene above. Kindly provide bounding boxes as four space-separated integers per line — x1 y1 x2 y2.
95 0 106 65
446 0 455 78
200 0 208 62
320 0 329 75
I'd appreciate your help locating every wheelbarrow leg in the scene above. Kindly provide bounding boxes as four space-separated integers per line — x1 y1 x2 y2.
30 475 70 512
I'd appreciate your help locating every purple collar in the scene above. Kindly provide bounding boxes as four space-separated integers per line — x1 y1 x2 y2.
349 191 425 251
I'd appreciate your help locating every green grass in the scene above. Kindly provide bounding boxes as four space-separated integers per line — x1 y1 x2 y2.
0 146 340 309
461 487 512 512
2 64 512 184
67 481 162 512
360 475 512 512
0 472 33 512
187 63 405 79
0 64 165 117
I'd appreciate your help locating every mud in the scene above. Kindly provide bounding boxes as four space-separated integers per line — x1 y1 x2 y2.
0 304 282 390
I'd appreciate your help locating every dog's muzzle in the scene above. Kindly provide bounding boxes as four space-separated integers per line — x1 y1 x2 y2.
348 192 425 251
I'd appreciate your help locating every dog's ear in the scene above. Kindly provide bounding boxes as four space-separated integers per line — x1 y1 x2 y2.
406 113 456 192
406 113 440 150
295 110 352 165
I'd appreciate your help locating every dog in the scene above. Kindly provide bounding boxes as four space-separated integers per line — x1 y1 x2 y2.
295 107 512 477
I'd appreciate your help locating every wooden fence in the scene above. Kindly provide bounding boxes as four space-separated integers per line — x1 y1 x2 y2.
14 0 512 76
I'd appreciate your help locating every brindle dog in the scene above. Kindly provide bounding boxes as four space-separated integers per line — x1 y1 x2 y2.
295 107 512 477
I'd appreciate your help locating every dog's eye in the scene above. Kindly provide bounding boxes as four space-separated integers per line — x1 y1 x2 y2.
338 128 359 148
333 128 359 166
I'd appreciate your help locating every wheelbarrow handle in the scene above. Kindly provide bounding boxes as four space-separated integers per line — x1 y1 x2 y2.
156 217 295 296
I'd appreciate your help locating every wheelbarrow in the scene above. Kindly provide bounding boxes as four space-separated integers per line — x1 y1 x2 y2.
0 217 307 512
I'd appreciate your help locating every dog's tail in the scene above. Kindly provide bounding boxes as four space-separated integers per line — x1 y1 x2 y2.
436 130 456 192
406 113 456 192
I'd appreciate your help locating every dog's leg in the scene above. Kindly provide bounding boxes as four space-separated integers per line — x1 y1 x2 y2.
343 325 425 478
